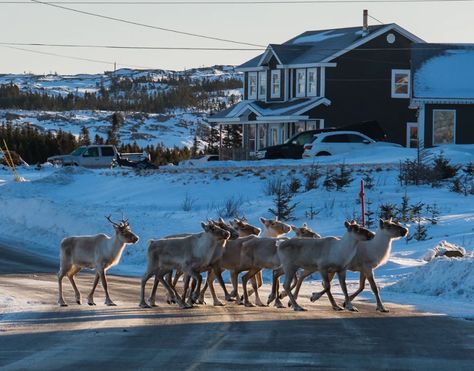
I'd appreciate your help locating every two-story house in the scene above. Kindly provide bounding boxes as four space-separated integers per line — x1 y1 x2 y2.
209 13 424 159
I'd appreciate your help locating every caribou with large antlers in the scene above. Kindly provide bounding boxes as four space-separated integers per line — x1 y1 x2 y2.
57 215 139 307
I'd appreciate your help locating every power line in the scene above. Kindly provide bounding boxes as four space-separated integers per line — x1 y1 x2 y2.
0 42 265 51
368 14 385 25
1 45 157 69
30 0 265 47
0 41 465 52
2 0 474 4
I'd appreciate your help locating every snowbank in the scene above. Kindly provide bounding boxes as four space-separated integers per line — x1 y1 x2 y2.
386 253 474 302
423 240 466 261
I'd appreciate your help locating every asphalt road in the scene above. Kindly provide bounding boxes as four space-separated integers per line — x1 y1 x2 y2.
1 243 473 370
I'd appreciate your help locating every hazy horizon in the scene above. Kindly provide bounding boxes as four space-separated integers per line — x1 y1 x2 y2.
1 1 473 75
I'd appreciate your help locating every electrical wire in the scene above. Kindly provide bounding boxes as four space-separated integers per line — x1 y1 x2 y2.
30 0 265 47
1 45 159 69
0 42 265 50
1 0 473 4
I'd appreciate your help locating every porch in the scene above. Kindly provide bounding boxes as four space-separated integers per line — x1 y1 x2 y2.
208 97 330 160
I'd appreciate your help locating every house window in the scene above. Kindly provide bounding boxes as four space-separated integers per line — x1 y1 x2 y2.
307 68 317 96
433 110 455 145
248 72 257 99
248 124 256 152
258 71 267 99
296 69 306 97
391 69 410 98
271 70 281 98
258 125 266 149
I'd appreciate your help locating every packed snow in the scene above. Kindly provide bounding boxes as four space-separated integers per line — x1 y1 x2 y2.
1 145 473 318
414 49 474 99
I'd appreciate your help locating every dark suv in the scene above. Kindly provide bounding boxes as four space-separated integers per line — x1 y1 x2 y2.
256 120 387 160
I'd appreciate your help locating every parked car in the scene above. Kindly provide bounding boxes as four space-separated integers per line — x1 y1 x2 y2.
257 120 387 160
47 145 148 168
256 129 332 160
302 131 401 158
179 154 219 166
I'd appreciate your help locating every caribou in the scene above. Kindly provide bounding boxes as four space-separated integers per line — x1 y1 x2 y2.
57 215 139 307
139 221 230 309
310 218 408 312
276 221 374 311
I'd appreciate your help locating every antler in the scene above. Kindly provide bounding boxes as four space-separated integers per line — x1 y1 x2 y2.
105 215 120 227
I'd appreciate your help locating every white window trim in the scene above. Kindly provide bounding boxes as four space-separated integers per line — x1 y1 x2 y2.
391 69 411 98
248 72 257 100
296 68 306 98
307 68 317 97
432 109 456 146
258 71 267 100
271 70 281 98
406 122 418 148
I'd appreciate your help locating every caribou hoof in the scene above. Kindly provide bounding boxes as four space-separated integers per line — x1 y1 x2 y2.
87 301 96 306
139 302 151 309
58 302 68 307
310 292 323 302
244 302 256 308
274 300 285 309
377 306 389 313
224 294 235 302
332 305 344 311
347 306 359 312
76 299 82 305
213 300 225 307
267 294 276 305
105 301 117 306
293 305 307 312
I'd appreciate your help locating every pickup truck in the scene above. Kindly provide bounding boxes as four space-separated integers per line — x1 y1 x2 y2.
47 145 149 168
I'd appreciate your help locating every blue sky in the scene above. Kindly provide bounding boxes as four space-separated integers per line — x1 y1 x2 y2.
0 1 473 74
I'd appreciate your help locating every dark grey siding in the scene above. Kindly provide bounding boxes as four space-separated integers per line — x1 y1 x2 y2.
321 30 417 145
423 103 474 147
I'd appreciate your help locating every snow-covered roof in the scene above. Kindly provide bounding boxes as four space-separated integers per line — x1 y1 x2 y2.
208 97 331 122
238 23 422 69
412 43 474 100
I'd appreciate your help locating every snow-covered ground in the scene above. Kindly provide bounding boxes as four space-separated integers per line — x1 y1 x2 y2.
1 145 473 318
0 109 209 148
0 66 243 148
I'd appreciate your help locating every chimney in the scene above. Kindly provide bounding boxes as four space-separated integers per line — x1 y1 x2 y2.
362 9 369 37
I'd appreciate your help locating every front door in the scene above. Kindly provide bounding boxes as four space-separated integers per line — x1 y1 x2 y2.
406 122 418 148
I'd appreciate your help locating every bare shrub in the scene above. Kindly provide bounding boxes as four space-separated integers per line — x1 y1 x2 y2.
216 196 243 218
181 193 196 212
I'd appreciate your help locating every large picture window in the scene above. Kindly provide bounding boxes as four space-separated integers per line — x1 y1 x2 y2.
271 70 281 98
248 72 257 99
307 68 317 96
258 71 267 99
296 69 306 97
391 69 410 98
433 110 455 145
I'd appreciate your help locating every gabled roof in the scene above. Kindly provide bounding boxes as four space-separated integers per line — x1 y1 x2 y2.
238 23 423 70
412 43 474 100
208 97 331 122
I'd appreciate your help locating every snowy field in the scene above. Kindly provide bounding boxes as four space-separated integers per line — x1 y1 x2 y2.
1 145 473 319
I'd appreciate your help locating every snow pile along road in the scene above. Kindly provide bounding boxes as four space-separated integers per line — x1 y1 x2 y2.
387 250 474 302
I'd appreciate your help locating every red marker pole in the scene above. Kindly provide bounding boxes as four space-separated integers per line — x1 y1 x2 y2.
359 179 365 226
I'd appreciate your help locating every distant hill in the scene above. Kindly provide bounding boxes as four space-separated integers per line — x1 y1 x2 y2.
0 66 243 148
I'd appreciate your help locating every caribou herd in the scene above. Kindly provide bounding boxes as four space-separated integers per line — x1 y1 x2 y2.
57 215 408 313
